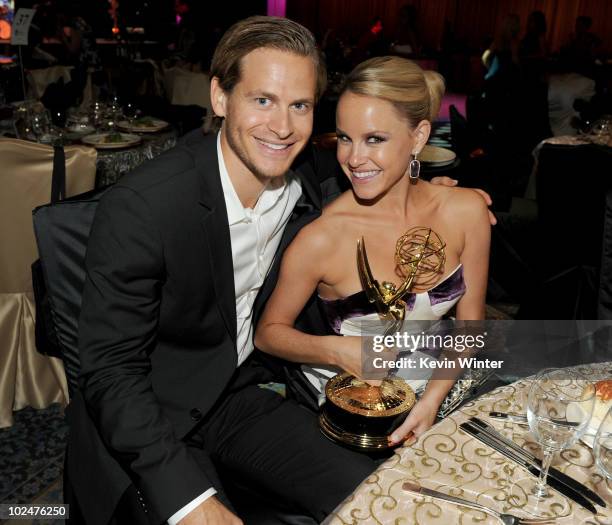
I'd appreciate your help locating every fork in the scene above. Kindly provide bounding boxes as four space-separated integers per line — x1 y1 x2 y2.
402 481 555 525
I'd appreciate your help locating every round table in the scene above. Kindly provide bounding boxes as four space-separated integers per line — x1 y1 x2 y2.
93 127 178 187
325 362 612 524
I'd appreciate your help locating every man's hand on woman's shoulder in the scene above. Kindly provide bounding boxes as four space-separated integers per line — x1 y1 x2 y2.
178 497 243 525
429 176 497 225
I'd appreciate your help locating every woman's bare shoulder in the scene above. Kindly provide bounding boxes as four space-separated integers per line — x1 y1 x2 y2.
432 184 490 226
288 190 357 255
322 188 355 214
289 207 343 257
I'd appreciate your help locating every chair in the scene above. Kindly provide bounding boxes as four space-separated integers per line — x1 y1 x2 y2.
0 138 96 427
27 66 74 99
449 104 471 159
448 103 494 191
598 149 612 319
519 143 612 318
162 66 213 131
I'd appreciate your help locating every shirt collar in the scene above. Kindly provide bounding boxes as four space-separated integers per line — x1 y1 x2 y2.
217 132 247 226
216 132 290 225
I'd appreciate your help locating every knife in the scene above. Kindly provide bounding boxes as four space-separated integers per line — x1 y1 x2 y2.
471 417 606 508
460 421 598 514
488 411 529 424
488 411 580 427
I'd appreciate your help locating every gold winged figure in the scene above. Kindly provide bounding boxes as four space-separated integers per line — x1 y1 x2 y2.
357 227 446 327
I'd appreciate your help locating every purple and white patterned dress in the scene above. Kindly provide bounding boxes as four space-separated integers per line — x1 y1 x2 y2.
302 265 467 402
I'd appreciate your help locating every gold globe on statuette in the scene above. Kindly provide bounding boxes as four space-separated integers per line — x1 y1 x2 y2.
319 227 446 450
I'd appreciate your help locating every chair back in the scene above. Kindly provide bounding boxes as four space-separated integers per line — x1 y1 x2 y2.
533 143 612 318
0 138 96 425
163 67 211 109
536 144 608 271
0 139 96 293
449 104 470 159
27 66 74 99
597 149 612 319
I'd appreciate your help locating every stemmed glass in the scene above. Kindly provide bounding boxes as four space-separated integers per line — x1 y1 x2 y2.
123 102 141 130
66 109 93 136
527 368 595 499
108 95 124 132
594 406 612 479
586 116 611 145
30 108 52 143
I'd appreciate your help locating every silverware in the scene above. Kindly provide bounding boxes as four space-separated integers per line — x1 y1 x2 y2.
471 417 606 508
460 421 597 514
488 412 579 427
488 411 529 425
402 480 555 525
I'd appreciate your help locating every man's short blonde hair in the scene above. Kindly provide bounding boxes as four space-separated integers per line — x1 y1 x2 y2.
210 16 327 102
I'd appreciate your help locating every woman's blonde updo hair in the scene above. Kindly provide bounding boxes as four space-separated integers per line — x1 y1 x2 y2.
341 56 445 127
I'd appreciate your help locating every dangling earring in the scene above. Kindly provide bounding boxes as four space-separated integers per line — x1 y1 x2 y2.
409 151 420 180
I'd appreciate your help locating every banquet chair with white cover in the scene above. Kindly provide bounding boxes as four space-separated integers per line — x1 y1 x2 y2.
0 138 97 427
162 66 213 131
27 65 74 100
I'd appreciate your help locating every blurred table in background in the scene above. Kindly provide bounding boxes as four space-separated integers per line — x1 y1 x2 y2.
1 100 179 187
95 126 177 186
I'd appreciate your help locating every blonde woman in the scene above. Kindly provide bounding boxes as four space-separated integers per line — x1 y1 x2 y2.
256 56 491 446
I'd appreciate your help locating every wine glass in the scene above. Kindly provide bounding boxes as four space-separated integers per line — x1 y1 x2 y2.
90 101 107 131
109 95 124 129
30 109 52 143
594 406 612 479
587 116 612 145
123 102 141 129
527 368 595 499
66 109 93 136
13 103 31 139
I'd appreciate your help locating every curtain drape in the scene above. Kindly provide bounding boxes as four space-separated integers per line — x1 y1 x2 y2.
288 0 611 55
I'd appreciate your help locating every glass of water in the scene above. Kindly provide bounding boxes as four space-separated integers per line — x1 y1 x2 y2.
594 406 612 479
527 368 595 499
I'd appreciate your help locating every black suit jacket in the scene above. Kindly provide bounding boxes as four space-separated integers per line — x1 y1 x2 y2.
71 131 332 525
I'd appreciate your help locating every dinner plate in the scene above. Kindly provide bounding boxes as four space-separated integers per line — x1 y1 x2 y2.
82 132 141 149
117 118 169 133
65 125 96 140
420 145 456 165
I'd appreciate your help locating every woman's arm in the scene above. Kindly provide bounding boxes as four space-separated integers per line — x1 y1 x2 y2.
255 222 363 378
455 190 491 320
389 191 491 444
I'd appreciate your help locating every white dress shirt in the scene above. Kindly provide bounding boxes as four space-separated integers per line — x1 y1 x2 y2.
167 133 302 524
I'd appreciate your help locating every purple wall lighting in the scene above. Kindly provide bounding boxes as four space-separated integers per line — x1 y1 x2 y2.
267 0 286 17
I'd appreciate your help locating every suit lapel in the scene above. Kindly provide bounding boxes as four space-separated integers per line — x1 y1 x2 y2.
193 136 326 341
195 134 237 343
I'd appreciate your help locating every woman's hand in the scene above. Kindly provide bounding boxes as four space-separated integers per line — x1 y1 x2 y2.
388 396 440 446
334 336 389 385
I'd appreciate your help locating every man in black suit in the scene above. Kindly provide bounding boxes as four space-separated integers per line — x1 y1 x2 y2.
71 16 376 525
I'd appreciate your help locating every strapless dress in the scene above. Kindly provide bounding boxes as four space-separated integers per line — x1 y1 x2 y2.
302 264 466 403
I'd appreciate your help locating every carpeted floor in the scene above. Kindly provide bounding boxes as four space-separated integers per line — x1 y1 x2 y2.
0 404 66 524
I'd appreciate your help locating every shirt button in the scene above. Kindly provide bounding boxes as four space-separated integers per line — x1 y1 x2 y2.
190 408 202 421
